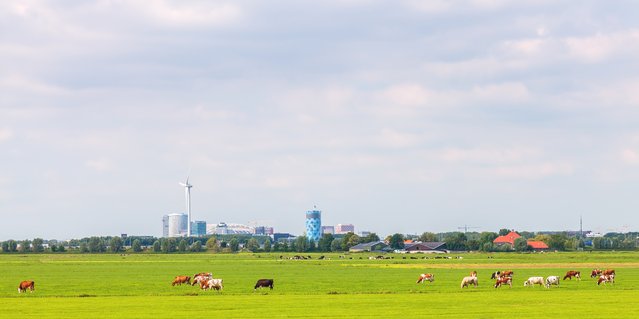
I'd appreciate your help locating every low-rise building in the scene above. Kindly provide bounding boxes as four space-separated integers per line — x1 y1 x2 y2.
349 241 391 253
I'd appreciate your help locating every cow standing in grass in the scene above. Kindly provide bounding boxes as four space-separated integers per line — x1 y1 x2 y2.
597 274 615 285
524 277 545 287
254 279 274 291
201 278 223 291
416 273 434 284
563 271 581 280
171 276 191 286
18 281 35 293
494 277 512 288
461 273 478 289
192 273 213 286
545 276 560 288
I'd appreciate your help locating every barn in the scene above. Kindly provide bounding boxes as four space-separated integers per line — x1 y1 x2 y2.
403 242 448 253
349 241 391 253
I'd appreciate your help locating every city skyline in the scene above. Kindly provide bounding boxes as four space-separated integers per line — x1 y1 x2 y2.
2 1 639 240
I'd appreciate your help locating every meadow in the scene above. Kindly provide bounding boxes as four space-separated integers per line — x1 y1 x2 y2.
1 251 638 318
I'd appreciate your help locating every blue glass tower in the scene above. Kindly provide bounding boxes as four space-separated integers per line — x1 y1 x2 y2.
305 208 322 242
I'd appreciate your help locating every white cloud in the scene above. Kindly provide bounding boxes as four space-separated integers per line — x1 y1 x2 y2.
0 128 14 142
438 147 540 164
85 158 113 172
491 162 574 179
138 1 243 28
378 128 421 148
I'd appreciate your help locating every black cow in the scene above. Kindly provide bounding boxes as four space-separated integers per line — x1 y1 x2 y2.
254 279 274 290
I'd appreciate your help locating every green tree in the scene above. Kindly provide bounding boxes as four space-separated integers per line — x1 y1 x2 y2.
178 239 188 252
80 242 89 253
50 245 58 252
1 241 8 252
110 237 123 253
190 240 202 252
206 237 220 252
318 233 335 252
341 232 360 250
229 237 239 252
32 238 45 252
479 232 498 245
419 232 438 242
295 236 309 252
263 238 272 252
152 240 161 252
498 229 510 236
132 239 143 252
444 232 467 251
362 233 380 243
308 240 316 252
514 237 529 252
57 244 66 252
388 233 405 250
330 238 342 252
246 238 259 252
19 240 31 253
547 234 568 251
480 242 494 252
161 238 176 253
7 240 18 252
88 237 105 253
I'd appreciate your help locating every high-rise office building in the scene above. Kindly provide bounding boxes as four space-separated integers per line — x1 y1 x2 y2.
305 208 322 242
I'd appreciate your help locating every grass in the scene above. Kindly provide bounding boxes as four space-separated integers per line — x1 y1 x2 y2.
1 252 638 318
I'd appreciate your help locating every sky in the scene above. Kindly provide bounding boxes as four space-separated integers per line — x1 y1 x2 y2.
2 0 639 240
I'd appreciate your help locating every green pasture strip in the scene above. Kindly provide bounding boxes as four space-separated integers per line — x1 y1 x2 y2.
3 291 639 319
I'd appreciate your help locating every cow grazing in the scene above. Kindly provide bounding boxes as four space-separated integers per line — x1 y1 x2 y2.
603 269 615 276
201 278 223 291
171 276 191 286
461 276 478 289
563 271 581 280
18 281 35 293
494 277 512 288
254 279 274 290
490 271 501 279
591 269 603 278
416 273 434 284
524 277 545 287
597 274 615 285
545 276 560 288
492 270 513 279
192 273 213 286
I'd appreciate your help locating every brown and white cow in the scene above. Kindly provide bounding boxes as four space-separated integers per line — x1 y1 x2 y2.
491 270 513 280
590 269 603 278
171 276 191 286
563 270 581 280
191 273 213 286
461 275 478 289
416 273 434 284
545 276 560 288
603 269 615 276
597 274 614 285
200 278 223 291
18 281 35 293
494 277 512 288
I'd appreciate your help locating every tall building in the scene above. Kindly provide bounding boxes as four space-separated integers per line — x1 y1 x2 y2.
192 220 207 237
305 208 322 242
167 213 188 237
321 226 335 235
335 223 355 234
162 215 170 237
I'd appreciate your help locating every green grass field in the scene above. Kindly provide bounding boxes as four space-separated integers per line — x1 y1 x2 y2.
1 252 638 318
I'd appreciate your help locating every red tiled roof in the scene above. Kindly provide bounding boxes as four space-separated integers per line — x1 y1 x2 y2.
527 240 549 249
493 231 521 245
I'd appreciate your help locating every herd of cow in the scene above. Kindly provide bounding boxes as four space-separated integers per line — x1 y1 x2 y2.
14 267 616 294
416 268 617 289
171 272 274 292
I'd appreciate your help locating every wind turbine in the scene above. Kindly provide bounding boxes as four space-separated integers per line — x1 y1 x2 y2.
179 177 193 236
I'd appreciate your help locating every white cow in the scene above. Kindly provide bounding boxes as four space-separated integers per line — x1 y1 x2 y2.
416 273 434 284
524 277 545 287
597 274 615 285
461 275 478 288
201 278 223 291
545 276 560 288
191 273 213 286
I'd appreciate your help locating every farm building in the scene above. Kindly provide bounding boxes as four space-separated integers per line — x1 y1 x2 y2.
402 242 448 253
349 241 391 253
526 240 549 251
493 231 521 247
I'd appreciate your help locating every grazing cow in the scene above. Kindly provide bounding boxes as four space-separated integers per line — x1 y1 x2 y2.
502 270 514 277
171 276 191 286
254 279 274 290
524 277 545 287
492 270 513 279
18 281 35 293
603 269 615 276
545 276 560 288
563 271 581 280
494 277 512 288
591 269 603 278
597 274 615 285
416 273 434 284
192 273 213 286
490 271 501 279
461 276 478 289
200 278 223 291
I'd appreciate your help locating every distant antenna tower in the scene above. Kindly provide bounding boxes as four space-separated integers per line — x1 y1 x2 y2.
179 176 193 236
580 215 583 237
457 225 479 233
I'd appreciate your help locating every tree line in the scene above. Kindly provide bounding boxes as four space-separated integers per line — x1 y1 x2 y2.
1 230 637 254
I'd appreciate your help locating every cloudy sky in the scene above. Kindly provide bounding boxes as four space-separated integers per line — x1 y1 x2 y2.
2 0 639 240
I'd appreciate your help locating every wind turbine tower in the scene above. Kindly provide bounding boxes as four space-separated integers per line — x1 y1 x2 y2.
179 177 193 236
